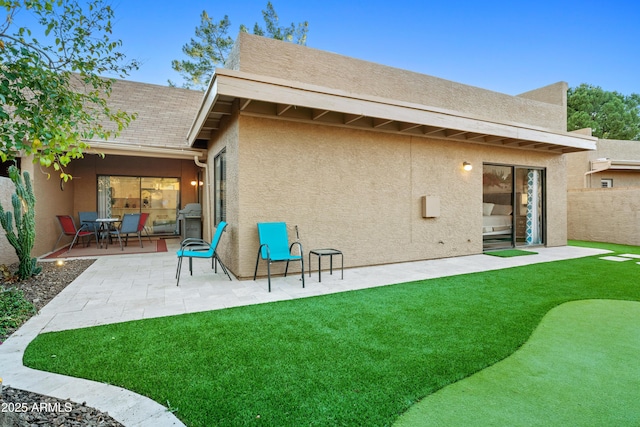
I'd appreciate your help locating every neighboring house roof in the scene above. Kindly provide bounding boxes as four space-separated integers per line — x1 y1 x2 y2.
84 78 207 160
188 33 597 154
590 159 640 172
588 139 640 172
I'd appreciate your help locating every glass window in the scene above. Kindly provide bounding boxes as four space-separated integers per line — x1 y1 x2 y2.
215 150 226 225
97 175 181 235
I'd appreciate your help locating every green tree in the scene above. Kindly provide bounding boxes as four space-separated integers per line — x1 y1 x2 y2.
567 84 640 140
0 0 139 180
1 0 137 278
171 1 308 90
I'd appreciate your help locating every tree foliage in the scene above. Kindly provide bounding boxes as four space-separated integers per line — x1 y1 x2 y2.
0 0 139 180
171 1 308 90
567 84 640 140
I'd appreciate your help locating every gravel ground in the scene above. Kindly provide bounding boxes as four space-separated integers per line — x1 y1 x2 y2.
1 259 125 427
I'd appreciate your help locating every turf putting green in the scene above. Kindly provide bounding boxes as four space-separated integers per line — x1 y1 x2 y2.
394 299 640 426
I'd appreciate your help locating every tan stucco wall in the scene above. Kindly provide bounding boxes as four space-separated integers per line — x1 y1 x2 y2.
225 115 566 279
568 187 640 245
567 139 640 189
31 161 76 257
204 113 239 272
227 33 568 132
566 139 640 245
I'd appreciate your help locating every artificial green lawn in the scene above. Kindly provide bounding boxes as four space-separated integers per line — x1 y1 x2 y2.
23 241 640 426
394 299 640 426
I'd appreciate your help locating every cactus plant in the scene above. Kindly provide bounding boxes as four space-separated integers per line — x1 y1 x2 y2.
0 165 41 280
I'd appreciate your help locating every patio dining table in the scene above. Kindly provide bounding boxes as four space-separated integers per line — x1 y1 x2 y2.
96 217 120 249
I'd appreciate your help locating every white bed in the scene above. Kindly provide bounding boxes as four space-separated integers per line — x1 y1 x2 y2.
482 203 513 236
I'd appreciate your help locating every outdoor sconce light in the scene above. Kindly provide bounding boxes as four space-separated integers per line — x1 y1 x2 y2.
463 162 473 171
190 180 204 186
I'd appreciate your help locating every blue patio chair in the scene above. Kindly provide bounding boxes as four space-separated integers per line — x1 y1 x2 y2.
253 222 304 292
79 211 100 247
175 221 231 286
109 213 141 250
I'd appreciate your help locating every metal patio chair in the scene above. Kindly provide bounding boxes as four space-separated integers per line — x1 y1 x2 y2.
109 213 142 250
138 212 152 243
253 222 304 292
78 211 100 245
54 215 95 252
176 221 231 285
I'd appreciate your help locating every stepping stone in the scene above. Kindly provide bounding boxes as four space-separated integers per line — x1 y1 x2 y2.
619 253 640 259
599 256 633 262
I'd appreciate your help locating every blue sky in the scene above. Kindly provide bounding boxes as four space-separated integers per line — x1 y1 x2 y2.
15 0 640 95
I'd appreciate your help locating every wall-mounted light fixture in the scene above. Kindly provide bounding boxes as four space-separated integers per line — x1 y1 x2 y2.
463 162 473 171
190 180 204 186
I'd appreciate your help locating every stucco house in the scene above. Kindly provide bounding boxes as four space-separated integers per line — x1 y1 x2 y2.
193 33 596 279
567 138 640 245
2 33 598 276
0 80 206 265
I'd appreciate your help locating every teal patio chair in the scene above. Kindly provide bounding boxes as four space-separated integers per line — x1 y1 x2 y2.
253 222 304 292
175 221 231 286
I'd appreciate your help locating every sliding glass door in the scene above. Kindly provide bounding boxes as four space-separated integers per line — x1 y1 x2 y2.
482 164 545 250
97 176 181 235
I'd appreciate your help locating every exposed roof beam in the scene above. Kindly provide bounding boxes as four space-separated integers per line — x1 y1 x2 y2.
423 126 446 135
533 142 553 150
203 118 220 129
500 139 523 146
240 98 252 110
211 102 233 115
344 113 364 124
399 122 421 132
312 109 330 120
484 135 507 143
465 133 489 141
373 118 394 128
516 141 539 147
277 104 293 116
445 129 468 138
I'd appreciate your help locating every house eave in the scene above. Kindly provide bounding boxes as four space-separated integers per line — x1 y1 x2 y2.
188 69 597 154
591 159 640 172
85 141 207 161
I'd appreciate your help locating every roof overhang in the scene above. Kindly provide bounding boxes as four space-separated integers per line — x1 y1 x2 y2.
591 159 640 172
188 69 597 154
85 141 206 161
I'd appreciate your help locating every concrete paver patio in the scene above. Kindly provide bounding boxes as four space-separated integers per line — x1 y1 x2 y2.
0 243 609 426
